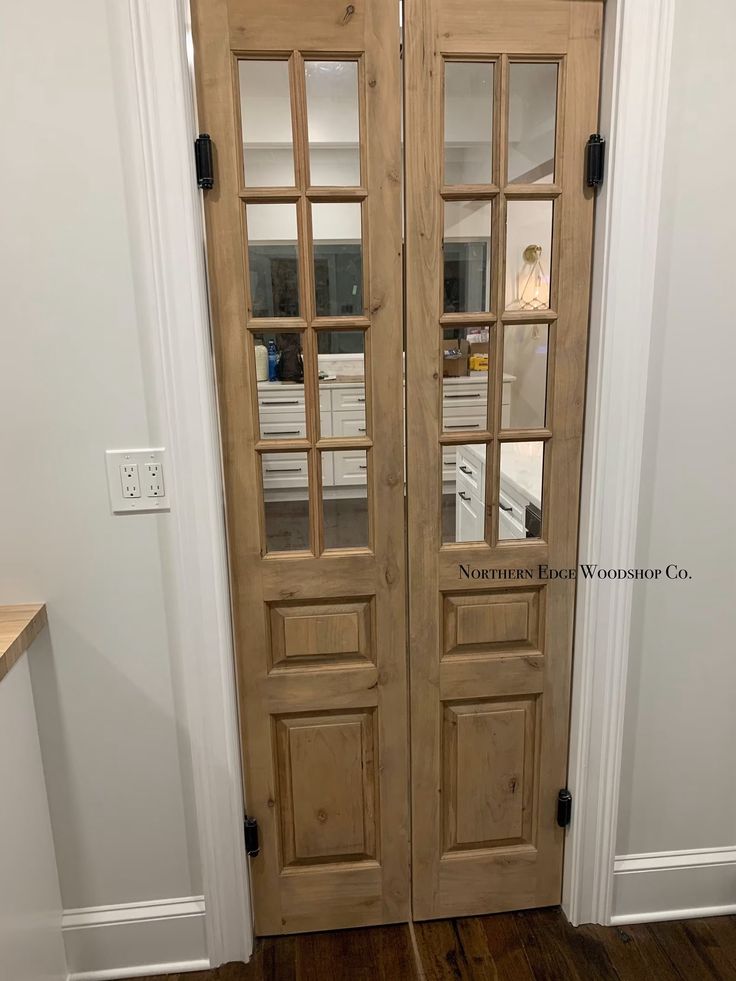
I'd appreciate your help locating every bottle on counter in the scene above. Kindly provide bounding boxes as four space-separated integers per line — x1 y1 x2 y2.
267 338 279 382
254 342 268 382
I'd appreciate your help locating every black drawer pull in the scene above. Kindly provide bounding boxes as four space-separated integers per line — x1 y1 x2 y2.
265 467 303 474
358 465 367 470
444 393 481 399
499 502 513 512
445 423 480 430
263 429 300 436
459 465 473 476
458 491 472 501
358 427 366 433
260 399 301 406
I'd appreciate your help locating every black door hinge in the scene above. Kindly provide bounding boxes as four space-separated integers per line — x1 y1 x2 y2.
244 816 260 857
557 789 573 828
194 133 214 190
585 134 605 188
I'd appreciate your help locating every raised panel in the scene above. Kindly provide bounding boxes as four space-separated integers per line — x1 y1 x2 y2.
443 589 541 656
443 698 537 853
270 599 373 668
275 711 377 867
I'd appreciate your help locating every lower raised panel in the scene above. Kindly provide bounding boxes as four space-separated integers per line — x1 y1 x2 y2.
274 710 377 868
443 697 538 853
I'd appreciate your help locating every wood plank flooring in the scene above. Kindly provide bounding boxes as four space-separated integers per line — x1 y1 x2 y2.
133 910 736 981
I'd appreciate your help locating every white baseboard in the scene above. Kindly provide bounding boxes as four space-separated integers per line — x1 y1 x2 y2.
63 895 209 981
611 847 736 925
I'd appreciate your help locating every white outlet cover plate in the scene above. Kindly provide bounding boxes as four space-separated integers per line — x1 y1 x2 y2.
105 448 171 514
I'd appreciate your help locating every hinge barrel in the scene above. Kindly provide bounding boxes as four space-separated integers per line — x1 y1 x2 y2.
585 133 605 188
194 133 214 190
557 788 572 828
244 815 260 857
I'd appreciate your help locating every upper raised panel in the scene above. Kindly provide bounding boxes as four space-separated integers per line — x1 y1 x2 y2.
443 589 541 656
442 697 537 852
270 598 373 668
275 710 377 867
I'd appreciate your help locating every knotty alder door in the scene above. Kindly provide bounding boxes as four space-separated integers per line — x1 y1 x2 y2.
191 0 408 934
405 0 602 918
193 0 603 934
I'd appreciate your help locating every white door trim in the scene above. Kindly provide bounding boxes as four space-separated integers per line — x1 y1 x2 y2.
563 0 676 926
118 0 675 955
115 0 252 966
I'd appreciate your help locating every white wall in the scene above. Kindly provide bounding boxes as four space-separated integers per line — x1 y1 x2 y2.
0 653 67 981
0 0 205 972
614 0 736 920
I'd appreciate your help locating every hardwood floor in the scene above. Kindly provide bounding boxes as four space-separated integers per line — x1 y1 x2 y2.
133 909 736 981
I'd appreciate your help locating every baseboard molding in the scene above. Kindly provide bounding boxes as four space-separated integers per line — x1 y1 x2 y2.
611 847 736 924
63 895 208 981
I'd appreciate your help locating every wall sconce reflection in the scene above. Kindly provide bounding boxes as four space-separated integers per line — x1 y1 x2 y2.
510 243 549 311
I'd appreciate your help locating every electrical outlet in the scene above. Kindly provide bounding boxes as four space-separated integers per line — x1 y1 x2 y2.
120 464 141 498
106 449 170 513
144 462 165 497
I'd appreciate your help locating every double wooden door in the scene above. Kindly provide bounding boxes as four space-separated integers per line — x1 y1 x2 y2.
192 0 602 935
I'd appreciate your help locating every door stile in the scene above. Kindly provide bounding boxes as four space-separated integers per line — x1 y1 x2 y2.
405 0 444 921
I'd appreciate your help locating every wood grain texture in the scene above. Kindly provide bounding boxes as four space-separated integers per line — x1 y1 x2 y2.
406 0 603 920
130 912 736 981
191 0 409 934
0 604 47 684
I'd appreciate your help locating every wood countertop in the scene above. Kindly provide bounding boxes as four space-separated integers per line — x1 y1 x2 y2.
0 604 47 684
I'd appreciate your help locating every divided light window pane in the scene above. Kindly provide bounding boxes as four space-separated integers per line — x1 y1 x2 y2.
444 62 493 185
505 200 553 311
498 441 544 541
305 61 361 186
246 203 300 318
444 200 492 313
507 63 558 184
312 203 363 317
239 60 295 187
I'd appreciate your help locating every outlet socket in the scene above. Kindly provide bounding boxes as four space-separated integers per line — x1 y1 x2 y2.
120 464 141 498
144 462 165 497
106 449 170 513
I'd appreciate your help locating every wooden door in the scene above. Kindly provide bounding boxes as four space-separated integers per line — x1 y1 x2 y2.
405 0 603 919
191 0 408 934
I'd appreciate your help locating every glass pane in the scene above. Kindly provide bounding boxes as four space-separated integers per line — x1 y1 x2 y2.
505 200 553 311
442 442 487 544
502 323 548 429
247 203 300 318
443 201 492 313
498 441 544 541
261 452 310 552
444 62 493 185
318 331 366 436
239 60 295 187
322 450 369 549
253 331 306 439
312 203 363 316
305 61 361 186
508 63 558 185
442 327 490 434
